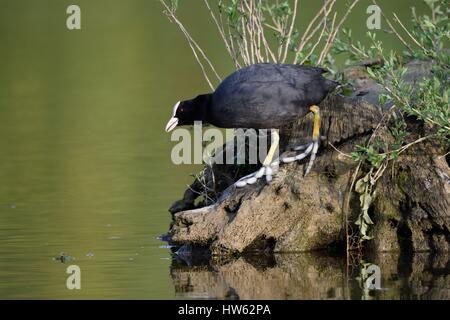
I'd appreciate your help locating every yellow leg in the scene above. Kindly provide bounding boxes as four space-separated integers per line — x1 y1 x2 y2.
236 107 319 188
281 105 320 175
263 130 279 167
235 130 279 187
305 105 320 175
310 105 320 142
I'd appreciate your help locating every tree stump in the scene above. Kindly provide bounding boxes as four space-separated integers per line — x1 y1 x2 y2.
166 60 450 255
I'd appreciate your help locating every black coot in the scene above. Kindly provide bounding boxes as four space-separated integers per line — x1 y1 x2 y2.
165 63 337 187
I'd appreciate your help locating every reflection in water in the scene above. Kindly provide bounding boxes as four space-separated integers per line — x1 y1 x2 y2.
170 252 450 300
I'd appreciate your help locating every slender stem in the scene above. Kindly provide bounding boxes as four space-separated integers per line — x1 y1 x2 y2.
318 0 360 65
160 0 221 90
203 0 241 69
392 12 427 52
371 0 413 53
160 0 216 90
294 0 332 63
328 142 352 158
300 5 334 65
281 0 298 63
254 11 277 62
240 1 252 65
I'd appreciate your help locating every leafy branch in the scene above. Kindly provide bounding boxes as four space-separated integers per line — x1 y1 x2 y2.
160 0 360 86
335 0 449 247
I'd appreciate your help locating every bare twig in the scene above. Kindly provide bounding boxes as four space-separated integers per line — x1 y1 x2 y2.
300 7 335 65
281 0 298 63
294 0 335 64
240 2 252 65
253 7 277 62
392 12 427 52
160 0 221 90
318 0 360 65
303 0 336 46
371 0 413 53
328 142 352 158
438 151 450 160
204 0 241 69
344 161 362 252
162 0 364 88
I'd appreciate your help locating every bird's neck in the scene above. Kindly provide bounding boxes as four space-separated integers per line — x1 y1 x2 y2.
193 93 212 123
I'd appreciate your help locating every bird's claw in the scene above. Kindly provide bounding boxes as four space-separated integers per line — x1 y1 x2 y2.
235 161 279 188
281 141 319 176
282 142 313 163
235 140 319 188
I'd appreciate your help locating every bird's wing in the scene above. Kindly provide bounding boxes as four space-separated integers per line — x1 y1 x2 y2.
210 64 336 128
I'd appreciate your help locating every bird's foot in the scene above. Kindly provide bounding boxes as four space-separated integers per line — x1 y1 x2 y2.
234 139 320 188
281 140 319 176
235 161 279 188
281 143 313 163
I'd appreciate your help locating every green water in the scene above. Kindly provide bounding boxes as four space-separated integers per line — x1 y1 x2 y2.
0 0 445 299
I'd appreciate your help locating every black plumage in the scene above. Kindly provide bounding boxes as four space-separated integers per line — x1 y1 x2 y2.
165 63 338 186
165 63 337 131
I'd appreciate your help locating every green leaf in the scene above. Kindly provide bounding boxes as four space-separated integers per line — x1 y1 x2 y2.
366 67 376 78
